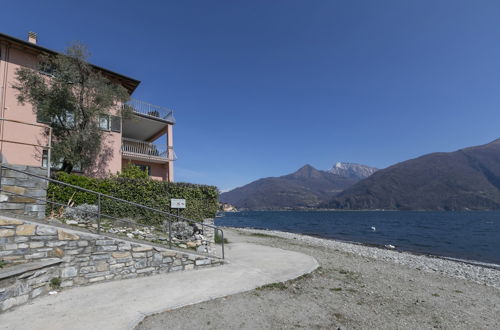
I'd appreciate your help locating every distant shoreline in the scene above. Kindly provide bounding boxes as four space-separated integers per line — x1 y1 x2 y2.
227 208 499 212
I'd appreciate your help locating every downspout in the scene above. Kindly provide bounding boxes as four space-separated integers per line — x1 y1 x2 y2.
0 42 10 163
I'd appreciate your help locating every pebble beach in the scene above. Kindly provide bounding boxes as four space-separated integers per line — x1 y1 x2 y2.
138 227 500 330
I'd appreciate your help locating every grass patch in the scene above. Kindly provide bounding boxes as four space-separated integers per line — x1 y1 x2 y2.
50 277 61 290
330 287 343 292
257 282 288 290
432 293 440 297
215 230 229 244
454 290 463 294
249 232 275 238
336 268 361 281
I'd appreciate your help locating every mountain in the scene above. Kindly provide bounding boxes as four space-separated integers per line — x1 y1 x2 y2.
325 139 500 210
328 162 378 179
220 164 363 210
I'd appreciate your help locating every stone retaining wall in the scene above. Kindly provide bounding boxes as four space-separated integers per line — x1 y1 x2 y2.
0 217 222 312
202 218 215 244
0 164 47 219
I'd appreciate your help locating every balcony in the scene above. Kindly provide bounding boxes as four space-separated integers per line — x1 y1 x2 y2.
123 98 175 123
121 138 176 163
122 98 175 141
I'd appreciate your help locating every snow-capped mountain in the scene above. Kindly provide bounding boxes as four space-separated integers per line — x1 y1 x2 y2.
328 162 378 180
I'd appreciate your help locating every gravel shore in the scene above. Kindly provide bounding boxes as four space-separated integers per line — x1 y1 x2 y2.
236 227 500 290
137 227 500 330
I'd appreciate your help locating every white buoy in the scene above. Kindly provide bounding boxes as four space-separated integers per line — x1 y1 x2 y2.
371 226 376 231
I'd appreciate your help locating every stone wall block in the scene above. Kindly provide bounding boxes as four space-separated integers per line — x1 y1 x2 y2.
3 170 28 179
134 259 148 269
61 267 78 278
111 252 131 258
16 224 36 236
0 229 15 237
0 203 24 210
57 230 79 240
1 185 26 195
96 245 117 252
0 219 23 226
36 226 57 236
96 239 115 246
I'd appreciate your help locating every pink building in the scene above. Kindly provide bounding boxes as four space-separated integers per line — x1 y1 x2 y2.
0 32 175 181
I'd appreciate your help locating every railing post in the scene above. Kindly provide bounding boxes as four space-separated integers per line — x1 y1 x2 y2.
221 229 225 259
97 193 101 234
0 163 3 193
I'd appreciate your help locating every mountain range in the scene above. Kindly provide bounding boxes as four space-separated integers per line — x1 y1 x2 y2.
221 139 500 211
325 139 500 210
220 163 377 210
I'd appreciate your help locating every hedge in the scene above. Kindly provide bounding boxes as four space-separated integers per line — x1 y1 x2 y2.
47 172 219 226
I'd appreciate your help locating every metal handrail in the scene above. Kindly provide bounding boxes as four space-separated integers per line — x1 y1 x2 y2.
0 163 224 259
124 98 174 121
122 137 168 158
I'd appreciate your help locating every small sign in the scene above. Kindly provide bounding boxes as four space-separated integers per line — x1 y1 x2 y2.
171 198 186 209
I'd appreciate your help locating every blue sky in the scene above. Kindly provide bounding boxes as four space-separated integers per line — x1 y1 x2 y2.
2 1 500 191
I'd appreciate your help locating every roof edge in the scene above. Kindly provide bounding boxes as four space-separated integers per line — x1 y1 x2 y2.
0 32 141 94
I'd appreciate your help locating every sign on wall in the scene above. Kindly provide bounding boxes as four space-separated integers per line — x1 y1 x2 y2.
171 198 186 209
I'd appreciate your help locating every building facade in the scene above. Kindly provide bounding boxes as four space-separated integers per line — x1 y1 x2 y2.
0 32 175 181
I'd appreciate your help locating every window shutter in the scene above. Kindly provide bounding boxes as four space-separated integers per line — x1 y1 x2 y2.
110 115 121 132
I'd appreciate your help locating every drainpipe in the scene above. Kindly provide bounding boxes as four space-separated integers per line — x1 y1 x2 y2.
0 42 10 163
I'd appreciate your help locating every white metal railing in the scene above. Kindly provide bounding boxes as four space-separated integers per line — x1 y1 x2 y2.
122 137 169 159
123 98 174 121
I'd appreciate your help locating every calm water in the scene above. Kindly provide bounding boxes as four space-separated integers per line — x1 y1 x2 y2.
215 211 500 266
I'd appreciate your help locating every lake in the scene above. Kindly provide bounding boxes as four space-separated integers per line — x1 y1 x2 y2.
215 211 500 266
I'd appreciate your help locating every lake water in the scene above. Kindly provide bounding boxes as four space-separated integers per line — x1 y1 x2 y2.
215 211 500 266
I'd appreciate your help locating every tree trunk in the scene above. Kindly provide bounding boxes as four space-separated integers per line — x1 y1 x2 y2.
61 160 74 174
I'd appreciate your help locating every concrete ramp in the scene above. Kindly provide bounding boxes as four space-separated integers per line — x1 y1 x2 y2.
1 234 318 330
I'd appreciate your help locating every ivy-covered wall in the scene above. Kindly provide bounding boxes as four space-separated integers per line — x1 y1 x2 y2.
47 172 219 225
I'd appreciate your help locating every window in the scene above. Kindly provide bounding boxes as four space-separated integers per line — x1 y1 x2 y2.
37 109 74 127
65 112 75 128
36 107 50 124
41 150 48 168
39 62 55 77
137 164 151 176
99 115 110 131
110 115 121 132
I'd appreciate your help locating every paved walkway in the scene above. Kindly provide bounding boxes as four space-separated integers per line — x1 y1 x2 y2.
1 229 318 330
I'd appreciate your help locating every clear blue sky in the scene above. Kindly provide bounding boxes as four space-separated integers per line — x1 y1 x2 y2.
3 1 500 191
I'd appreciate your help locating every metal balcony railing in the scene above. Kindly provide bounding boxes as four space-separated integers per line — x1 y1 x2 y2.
121 137 171 160
123 98 175 122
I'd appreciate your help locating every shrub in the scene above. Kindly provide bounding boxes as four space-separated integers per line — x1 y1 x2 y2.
47 172 218 225
50 277 61 289
118 163 149 180
63 203 98 223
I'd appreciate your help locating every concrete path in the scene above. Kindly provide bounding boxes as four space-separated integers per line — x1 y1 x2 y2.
1 229 318 330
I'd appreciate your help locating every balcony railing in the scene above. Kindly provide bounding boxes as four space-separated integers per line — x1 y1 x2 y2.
123 98 175 122
122 138 175 162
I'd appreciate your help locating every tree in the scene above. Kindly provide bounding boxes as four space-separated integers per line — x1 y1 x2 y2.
13 43 130 173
